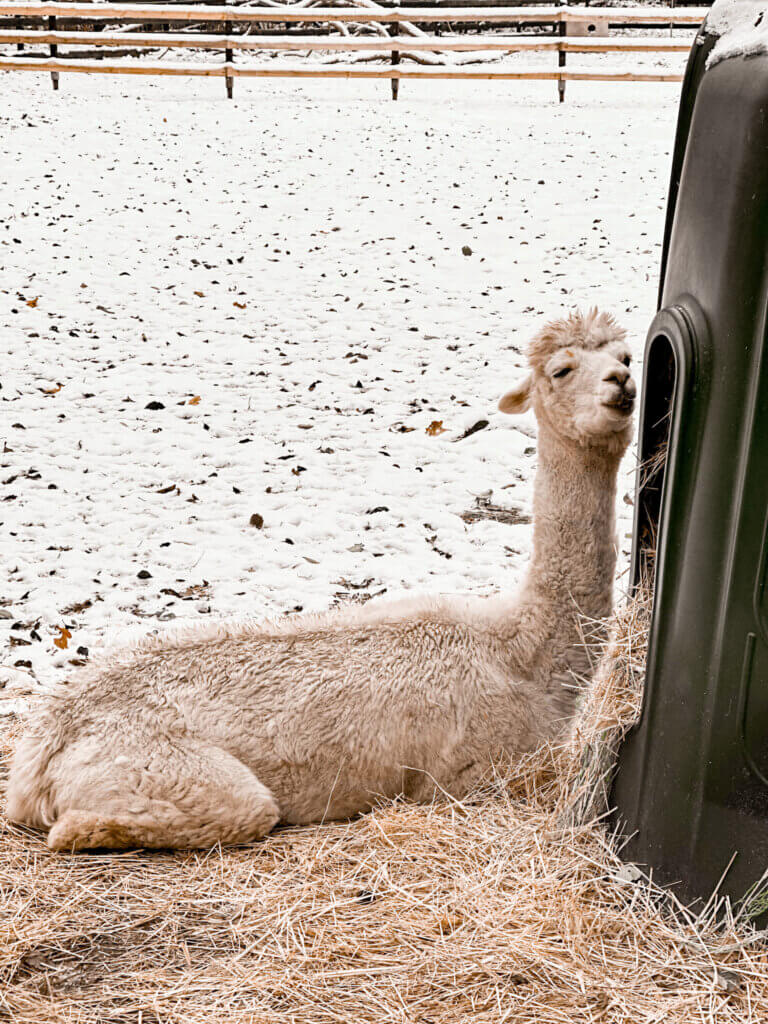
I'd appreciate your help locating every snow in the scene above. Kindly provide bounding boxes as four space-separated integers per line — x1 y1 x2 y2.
705 0 768 66
1 71 680 697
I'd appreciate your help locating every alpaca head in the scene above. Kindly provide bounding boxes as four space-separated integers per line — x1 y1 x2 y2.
498 309 636 454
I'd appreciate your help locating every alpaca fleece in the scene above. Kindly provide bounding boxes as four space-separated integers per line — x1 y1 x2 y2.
6 309 635 851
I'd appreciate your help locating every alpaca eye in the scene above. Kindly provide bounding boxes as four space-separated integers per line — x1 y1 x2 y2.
552 367 572 380
620 355 631 367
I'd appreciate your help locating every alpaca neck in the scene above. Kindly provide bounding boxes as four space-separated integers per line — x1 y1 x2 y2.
522 425 621 633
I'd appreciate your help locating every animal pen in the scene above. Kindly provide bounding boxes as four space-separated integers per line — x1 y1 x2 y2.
0 2 707 100
3 1 768 1021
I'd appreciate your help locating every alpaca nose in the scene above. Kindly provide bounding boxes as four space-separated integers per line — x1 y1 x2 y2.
603 367 636 397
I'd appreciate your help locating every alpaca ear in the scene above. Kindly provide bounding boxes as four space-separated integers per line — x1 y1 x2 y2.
498 376 532 415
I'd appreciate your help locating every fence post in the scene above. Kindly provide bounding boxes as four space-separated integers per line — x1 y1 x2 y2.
49 15 59 91
558 17 566 103
224 19 233 100
15 13 22 51
390 22 400 101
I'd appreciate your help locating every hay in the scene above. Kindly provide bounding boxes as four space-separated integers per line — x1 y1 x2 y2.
557 587 651 829
2 598 768 1023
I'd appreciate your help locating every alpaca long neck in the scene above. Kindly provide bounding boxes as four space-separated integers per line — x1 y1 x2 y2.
523 426 621 630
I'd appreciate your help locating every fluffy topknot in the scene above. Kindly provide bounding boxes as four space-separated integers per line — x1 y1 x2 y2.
527 308 627 373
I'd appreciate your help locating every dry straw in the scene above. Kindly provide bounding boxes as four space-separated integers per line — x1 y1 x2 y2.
2 593 767 1023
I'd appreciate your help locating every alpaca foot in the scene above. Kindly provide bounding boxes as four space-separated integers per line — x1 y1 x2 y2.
47 797 279 851
48 809 166 851
46 741 280 851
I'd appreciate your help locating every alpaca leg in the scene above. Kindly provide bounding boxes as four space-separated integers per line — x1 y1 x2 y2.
46 740 280 852
448 760 489 799
403 760 488 804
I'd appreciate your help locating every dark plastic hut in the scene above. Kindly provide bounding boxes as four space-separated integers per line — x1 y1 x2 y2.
611 0 768 911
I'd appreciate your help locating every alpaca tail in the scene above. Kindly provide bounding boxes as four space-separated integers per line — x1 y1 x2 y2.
5 725 61 830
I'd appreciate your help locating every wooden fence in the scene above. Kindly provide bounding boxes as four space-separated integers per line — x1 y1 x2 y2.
0 3 707 100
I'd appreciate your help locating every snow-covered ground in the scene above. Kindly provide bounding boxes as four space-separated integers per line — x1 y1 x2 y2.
1 70 679 694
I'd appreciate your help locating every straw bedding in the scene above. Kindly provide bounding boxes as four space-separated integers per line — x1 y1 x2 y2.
1 594 767 1023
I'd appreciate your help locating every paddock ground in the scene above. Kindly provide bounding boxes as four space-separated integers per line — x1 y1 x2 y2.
1 73 675 687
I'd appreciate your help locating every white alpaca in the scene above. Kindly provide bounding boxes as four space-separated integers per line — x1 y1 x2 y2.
6 309 636 852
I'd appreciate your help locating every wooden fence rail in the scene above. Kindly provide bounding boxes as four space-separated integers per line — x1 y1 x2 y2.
0 30 696 52
0 4 709 23
0 3 706 100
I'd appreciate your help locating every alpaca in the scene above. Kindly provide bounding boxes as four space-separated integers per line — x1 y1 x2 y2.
6 309 636 852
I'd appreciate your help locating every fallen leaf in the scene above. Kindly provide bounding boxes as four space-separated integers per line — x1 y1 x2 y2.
41 384 62 395
233 301 247 310
26 297 39 308
426 420 447 436
160 582 210 601
194 291 205 298
454 419 488 442
438 912 463 935
615 863 644 884
715 969 742 994
188 395 201 405
53 626 72 650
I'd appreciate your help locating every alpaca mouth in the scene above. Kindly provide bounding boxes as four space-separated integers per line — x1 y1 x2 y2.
603 396 635 415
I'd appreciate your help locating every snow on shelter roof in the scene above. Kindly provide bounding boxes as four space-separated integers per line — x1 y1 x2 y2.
706 0 768 66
